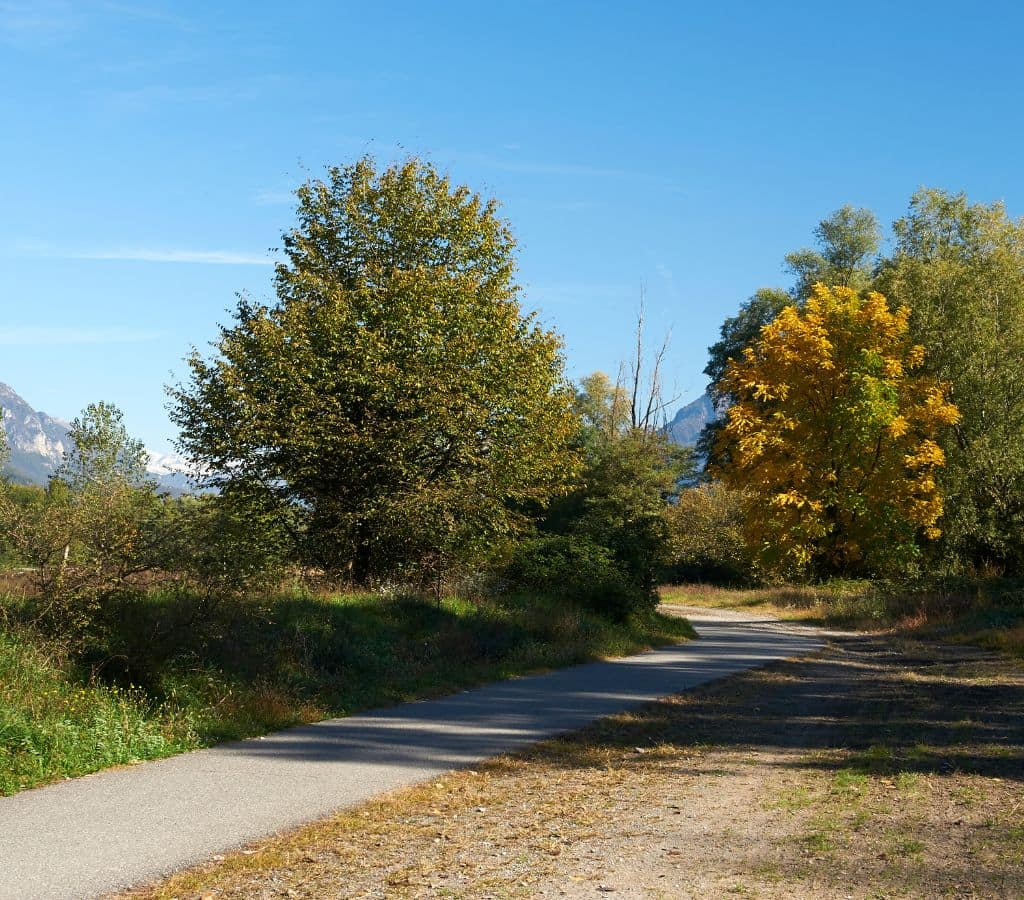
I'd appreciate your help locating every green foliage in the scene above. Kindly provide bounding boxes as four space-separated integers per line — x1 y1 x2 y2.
0 482 44 568
0 404 164 640
665 483 753 584
505 534 645 620
57 401 149 490
171 157 580 586
878 189 1024 575
784 205 881 300
0 588 693 795
543 372 693 613
154 490 295 603
1 416 295 655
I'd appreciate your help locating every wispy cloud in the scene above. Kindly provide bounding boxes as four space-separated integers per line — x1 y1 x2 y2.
0 0 80 45
70 247 274 265
17 243 275 265
97 2 195 30
101 76 283 112
0 1 194 47
0 326 164 346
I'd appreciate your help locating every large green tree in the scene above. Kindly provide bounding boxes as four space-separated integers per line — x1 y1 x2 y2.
878 188 1024 573
171 158 579 585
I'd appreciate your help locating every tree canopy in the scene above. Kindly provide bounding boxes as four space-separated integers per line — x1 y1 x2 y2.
879 188 1024 573
713 285 959 576
172 157 580 584
542 372 692 601
784 205 881 299
706 206 882 394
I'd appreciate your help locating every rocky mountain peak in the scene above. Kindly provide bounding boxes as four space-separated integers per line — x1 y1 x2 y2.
665 392 720 446
0 382 71 483
1 381 190 493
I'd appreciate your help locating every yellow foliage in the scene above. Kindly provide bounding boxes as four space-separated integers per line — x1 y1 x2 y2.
713 284 960 575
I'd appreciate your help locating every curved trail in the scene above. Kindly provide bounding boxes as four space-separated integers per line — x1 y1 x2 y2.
0 610 823 899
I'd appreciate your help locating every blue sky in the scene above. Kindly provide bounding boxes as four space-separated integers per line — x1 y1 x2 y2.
2 0 1023 453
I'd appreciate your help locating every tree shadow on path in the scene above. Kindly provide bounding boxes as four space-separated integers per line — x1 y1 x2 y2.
531 634 1024 782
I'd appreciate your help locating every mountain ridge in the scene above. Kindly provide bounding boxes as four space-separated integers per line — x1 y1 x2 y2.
1 381 191 493
665 391 719 446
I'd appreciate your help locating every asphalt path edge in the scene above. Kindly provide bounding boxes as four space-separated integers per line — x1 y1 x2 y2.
0 611 824 900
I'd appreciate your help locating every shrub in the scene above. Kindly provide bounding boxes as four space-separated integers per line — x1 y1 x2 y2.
0 405 293 648
155 491 294 604
505 534 651 620
664 482 754 584
0 404 173 644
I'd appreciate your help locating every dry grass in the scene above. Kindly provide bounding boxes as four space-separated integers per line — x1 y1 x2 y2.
661 583 833 621
118 631 1024 899
663 581 1024 659
0 569 34 601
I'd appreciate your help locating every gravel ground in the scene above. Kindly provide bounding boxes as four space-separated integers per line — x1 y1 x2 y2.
121 615 1024 900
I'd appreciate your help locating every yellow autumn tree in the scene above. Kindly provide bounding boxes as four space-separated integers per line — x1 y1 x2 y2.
712 284 959 576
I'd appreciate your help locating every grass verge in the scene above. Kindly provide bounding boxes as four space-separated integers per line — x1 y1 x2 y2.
0 589 694 797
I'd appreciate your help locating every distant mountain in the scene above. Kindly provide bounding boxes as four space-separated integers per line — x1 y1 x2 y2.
0 382 193 494
145 450 196 496
665 392 720 446
0 382 72 484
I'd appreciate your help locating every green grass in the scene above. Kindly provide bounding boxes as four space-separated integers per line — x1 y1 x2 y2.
830 768 868 799
0 630 198 795
0 589 694 796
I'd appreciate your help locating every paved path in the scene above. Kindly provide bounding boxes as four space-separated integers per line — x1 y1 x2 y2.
0 611 823 899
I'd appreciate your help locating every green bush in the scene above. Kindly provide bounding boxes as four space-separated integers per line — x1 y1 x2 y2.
505 534 651 620
0 400 299 650
0 484 44 569
155 491 294 602
0 588 693 795
664 483 755 584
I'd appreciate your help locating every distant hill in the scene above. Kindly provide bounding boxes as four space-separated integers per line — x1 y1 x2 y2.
0 381 193 494
665 392 719 446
